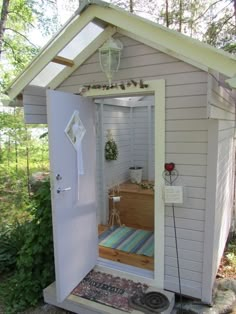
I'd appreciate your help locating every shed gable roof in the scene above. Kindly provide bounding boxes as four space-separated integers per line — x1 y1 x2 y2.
6 0 236 99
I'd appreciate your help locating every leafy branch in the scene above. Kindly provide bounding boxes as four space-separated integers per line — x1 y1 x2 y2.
2 39 18 62
191 0 223 23
7 11 35 28
209 1 234 22
5 28 38 47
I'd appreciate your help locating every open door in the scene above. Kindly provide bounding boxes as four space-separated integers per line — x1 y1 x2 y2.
47 90 98 302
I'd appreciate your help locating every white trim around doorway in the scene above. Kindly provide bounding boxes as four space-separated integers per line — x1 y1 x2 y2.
84 80 166 289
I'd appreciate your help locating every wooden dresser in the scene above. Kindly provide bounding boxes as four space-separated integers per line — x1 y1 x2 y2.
109 181 154 230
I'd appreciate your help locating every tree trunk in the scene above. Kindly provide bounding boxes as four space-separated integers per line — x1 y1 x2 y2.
25 126 30 196
234 0 236 24
0 0 10 59
165 0 170 27
13 107 18 173
179 0 183 32
7 135 10 169
129 0 134 13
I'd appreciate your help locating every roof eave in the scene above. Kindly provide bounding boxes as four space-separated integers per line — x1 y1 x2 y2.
78 0 110 14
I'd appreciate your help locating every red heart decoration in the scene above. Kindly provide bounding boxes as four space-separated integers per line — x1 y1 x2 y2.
165 162 175 172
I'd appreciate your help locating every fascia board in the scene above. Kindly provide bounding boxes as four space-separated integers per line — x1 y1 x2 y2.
78 0 110 14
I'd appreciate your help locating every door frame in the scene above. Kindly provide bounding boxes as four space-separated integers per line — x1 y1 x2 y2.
83 79 165 289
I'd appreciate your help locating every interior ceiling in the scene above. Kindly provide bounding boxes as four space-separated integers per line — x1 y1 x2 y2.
94 95 154 105
116 96 145 102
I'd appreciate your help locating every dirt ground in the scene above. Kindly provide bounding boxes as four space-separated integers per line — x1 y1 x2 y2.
217 256 236 280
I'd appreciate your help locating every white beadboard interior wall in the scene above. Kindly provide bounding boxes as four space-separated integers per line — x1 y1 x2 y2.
95 98 155 224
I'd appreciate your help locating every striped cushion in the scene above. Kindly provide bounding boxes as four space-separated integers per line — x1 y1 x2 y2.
99 226 154 257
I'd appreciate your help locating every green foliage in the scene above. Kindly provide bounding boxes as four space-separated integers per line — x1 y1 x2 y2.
226 252 236 265
226 238 236 266
0 222 29 273
0 109 49 225
0 108 51 312
105 139 119 161
203 1 235 50
26 0 60 37
0 0 61 90
0 179 55 313
138 182 155 191
1 39 40 89
223 43 236 54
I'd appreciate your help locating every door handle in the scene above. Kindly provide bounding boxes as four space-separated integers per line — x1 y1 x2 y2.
57 187 71 194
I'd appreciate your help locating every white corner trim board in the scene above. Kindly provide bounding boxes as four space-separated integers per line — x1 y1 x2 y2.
202 119 219 304
84 79 166 288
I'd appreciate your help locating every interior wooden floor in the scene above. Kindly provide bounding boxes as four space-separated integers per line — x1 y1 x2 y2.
98 224 154 271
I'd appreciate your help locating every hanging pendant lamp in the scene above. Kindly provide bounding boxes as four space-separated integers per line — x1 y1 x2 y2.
99 37 123 86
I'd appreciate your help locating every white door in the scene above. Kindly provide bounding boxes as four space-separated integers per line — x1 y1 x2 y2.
47 90 98 302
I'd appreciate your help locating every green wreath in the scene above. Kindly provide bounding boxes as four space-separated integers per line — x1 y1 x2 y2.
105 139 118 161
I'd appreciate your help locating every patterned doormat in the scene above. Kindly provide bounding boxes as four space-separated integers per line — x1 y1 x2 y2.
72 270 149 312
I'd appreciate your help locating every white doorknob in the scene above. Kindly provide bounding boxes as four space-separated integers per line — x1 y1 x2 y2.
57 187 71 194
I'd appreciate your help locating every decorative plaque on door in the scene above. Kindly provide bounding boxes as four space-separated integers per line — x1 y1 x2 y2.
65 110 86 200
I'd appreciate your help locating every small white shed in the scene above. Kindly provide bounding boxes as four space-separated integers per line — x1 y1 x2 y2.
6 0 236 311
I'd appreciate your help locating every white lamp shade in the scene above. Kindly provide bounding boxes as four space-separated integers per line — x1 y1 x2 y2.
99 38 123 85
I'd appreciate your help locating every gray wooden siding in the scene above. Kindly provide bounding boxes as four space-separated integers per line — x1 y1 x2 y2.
213 126 234 268
207 72 235 120
23 34 210 300
208 119 234 298
23 85 47 124
202 76 235 303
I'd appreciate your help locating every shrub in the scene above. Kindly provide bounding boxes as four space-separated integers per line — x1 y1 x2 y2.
0 179 55 313
0 221 29 273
